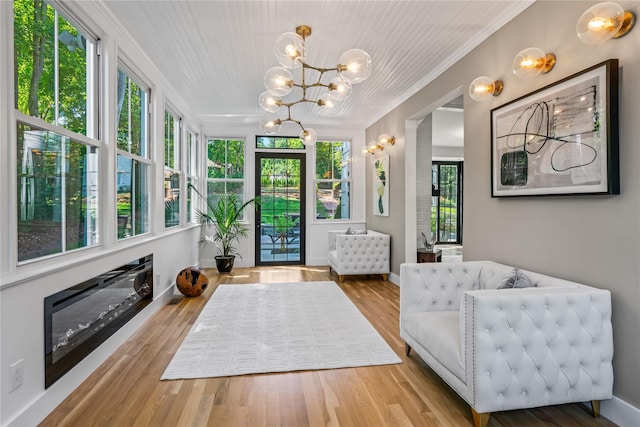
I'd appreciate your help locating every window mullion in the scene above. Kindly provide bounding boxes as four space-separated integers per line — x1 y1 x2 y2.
60 135 67 251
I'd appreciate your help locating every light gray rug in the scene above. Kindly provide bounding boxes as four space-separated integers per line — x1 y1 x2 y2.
161 281 401 380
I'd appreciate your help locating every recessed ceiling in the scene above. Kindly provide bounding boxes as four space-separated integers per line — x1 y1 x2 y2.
101 1 533 129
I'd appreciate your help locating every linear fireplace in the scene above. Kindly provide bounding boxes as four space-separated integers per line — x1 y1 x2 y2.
44 254 153 388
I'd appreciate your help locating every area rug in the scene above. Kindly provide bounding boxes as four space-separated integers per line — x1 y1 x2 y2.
161 281 401 380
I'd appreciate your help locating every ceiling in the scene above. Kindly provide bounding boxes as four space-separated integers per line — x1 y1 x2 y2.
101 1 534 131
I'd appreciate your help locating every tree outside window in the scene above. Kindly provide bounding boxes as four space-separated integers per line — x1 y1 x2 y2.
207 138 245 217
315 141 351 220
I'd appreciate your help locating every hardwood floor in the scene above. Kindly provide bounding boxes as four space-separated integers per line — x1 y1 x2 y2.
40 266 617 427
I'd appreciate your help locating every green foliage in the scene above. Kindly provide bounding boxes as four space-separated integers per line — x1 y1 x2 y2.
256 136 304 149
14 0 88 134
207 139 245 179
315 141 349 180
274 215 298 235
193 186 260 257
117 69 146 155
258 194 300 226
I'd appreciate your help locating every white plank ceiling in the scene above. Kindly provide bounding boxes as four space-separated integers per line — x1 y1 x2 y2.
101 0 534 129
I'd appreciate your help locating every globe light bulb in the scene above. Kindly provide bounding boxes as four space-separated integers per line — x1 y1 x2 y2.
259 91 281 113
300 128 317 146
264 66 293 96
468 76 503 102
512 47 555 79
319 99 335 109
275 32 305 69
259 116 282 134
327 77 352 102
577 2 634 44
378 134 395 145
338 49 372 84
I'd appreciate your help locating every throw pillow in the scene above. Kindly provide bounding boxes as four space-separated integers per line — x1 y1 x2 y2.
345 227 367 235
499 268 534 289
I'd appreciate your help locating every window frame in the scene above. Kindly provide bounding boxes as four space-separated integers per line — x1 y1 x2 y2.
115 63 151 240
205 137 246 220
163 106 182 229
13 0 101 264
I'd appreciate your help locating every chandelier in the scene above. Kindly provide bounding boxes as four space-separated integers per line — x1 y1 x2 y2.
258 25 372 146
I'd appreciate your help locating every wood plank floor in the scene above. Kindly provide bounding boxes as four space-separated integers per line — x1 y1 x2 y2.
40 266 617 427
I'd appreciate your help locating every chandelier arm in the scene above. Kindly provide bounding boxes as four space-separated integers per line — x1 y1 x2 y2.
280 98 324 108
302 62 340 74
291 82 331 90
278 117 306 132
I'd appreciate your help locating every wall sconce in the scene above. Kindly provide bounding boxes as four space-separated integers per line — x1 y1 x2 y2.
362 134 395 155
512 47 556 79
469 76 503 102
577 2 636 44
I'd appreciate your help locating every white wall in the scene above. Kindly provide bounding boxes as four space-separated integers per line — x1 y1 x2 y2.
0 1 202 425
366 1 640 423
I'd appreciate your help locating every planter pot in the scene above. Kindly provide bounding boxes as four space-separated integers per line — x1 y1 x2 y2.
215 255 235 273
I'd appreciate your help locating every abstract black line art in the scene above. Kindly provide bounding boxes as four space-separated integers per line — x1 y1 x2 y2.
493 74 607 194
497 86 598 179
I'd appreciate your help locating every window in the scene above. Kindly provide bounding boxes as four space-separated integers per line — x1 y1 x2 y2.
116 67 149 239
14 0 99 262
164 109 181 228
14 0 97 136
186 130 198 223
256 136 305 149
431 161 463 244
206 138 245 214
315 140 351 220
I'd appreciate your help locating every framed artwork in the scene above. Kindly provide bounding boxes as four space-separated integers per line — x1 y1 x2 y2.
373 155 389 216
491 59 619 197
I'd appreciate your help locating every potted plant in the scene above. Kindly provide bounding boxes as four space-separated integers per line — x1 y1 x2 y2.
196 192 259 273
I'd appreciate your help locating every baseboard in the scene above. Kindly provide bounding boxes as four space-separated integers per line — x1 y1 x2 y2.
389 272 400 286
600 395 640 427
5 285 176 427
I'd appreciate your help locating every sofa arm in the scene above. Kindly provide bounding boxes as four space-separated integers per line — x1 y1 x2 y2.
463 287 613 413
400 262 483 324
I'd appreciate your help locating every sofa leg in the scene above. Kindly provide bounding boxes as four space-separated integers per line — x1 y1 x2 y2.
471 409 490 427
338 275 344 282
382 274 388 281
405 343 411 356
591 400 601 417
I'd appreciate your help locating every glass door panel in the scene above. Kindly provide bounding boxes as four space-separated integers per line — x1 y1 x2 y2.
255 153 305 265
431 161 463 244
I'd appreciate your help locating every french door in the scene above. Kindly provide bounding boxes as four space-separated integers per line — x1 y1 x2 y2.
431 161 463 244
255 153 306 265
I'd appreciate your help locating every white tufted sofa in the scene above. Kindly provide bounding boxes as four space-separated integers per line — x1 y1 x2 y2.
327 230 390 281
400 261 613 427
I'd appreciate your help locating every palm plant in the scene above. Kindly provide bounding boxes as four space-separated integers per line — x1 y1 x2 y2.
195 191 259 263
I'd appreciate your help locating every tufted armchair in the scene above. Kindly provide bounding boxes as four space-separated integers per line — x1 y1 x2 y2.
327 230 390 281
400 261 613 427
